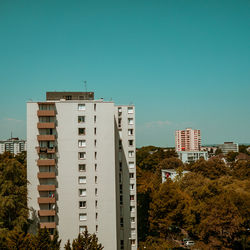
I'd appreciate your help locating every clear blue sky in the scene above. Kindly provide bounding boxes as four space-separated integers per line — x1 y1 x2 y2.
0 0 249 147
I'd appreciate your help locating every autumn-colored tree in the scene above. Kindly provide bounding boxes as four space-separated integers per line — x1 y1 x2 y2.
186 158 228 180
65 229 103 250
149 180 193 240
226 151 239 163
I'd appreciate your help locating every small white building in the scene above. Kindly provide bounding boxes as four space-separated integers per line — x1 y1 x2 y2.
161 169 190 182
218 142 239 154
178 151 208 163
0 138 27 155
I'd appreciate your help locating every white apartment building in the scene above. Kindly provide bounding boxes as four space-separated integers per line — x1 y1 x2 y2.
218 142 239 155
177 151 208 163
0 138 27 155
27 92 137 250
175 128 201 152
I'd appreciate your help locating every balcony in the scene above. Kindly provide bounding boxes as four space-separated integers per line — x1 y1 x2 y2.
36 147 56 154
38 210 56 216
37 122 55 129
37 185 56 192
38 197 56 204
37 135 56 141
37 110 56 117
37 159 56 166
37 172 56 179
40 222 56 229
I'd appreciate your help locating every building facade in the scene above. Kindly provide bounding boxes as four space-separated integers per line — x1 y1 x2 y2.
0 138 27 155
175 128 201 152
218 142 239 155
177 151 208 163
27 92 137 250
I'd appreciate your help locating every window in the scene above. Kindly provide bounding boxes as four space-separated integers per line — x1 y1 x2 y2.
129 173 134 178
79 164 86 172
96 213 98 219
129 162 135 169
128 118 133 125
78 104 85 110
94 152 97 159
79 189 86 196
65 95 72 100
131 217 135 223
78 116 85 123
128 107 134 114
78 140 86 147
79 152 86 159
79 201 86 208
119 162 122 172
128 151 134 157
130 206 135 212
131 239 136 245
95 200 98 208
130 184 134 190
130 195 135 201
95 176 97 184
120 195 123 205
78 128 85 135
94 115 96 123
79 226 86 234
96 225 98 232
128 129 133 135
120 184 123 194
128 140 134 146
118 107 122 114
94 103 96 111
120 217 124 227
120 240 124 250
95 163 97 171
119 140 122 150
94 140 97 147
95 188 98 196
94 127 97 135
79 177 86 184
118 118 122 127
79 213 87 221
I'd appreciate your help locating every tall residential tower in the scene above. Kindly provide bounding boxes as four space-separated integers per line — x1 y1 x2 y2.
175 128 201 152
27 91 137 250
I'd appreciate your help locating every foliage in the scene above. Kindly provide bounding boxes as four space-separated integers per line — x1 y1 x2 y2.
239 145 250 155
136 146 250 249
226 151 239 163
65 229 103 250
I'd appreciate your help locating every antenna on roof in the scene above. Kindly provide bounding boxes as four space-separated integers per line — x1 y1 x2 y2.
84 80 87 92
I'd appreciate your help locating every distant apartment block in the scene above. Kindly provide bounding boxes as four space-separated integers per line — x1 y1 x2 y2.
178 151 208 164
27 91 137 250
175 128 201 152
218 142 239 154
0 137 27 155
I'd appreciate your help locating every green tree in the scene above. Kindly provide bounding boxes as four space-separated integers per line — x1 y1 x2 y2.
65 229 103 250
226 151 239 163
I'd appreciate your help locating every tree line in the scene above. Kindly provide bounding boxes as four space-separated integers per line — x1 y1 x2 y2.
136 146 250 249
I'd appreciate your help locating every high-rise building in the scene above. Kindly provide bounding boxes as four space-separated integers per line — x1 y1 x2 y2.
27 91 137 250
175 128 201 152
0 137 27 155
218 142 239 154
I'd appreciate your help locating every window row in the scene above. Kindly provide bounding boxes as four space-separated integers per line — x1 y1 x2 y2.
78 163 97 172
118 118 134 127
79 188 98 197
78 152 97 159
79 225 98 234
78 116 97 123
78 128 97 135
118 106 134 114
79 176 98 184
78 103 97 111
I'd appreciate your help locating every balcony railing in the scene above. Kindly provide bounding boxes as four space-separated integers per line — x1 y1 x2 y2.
37 159 56 166
37 135 56 141
37 172 56 179
40 222 56 229
36 147 56 154
37 122 55 129
37 185 56 191
38 210 56 216
37 110 56 116
38 197 56 204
